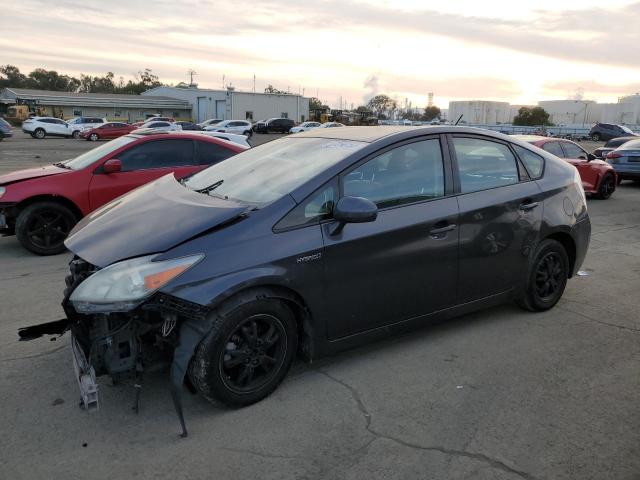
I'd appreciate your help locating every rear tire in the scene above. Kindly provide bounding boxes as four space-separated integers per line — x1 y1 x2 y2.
72 130 80 139
34 128 46 139
518 239 569 312
189 298 297 407
595 173 615 199
15 201 78 255
243 130 252 138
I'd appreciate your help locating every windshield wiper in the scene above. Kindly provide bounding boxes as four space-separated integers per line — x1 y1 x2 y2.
194 179 224 194
53 162 72 170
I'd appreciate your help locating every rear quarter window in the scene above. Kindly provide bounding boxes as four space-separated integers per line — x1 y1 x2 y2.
513 145 544 179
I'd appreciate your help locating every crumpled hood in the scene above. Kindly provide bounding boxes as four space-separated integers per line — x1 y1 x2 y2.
0 164 69 186
65 174 249 267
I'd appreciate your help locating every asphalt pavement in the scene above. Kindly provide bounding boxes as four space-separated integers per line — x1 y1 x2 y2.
0 133 638 480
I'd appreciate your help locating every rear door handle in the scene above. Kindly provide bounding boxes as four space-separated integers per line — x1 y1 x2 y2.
519 201 539 211
429 223 457 238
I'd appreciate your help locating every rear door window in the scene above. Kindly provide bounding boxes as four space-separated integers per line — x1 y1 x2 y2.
117 139 195 171
452 137 519 193
195 140 236 165
513 145 544 179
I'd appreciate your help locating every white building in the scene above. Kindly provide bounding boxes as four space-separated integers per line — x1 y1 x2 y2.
537 100 600 126
143 86 310 123
448 101 511 124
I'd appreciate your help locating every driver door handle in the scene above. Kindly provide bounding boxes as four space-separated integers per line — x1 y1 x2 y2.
519 201 539 211
429 223 457 239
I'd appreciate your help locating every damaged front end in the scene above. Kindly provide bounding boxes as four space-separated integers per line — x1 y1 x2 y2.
19 255 210 437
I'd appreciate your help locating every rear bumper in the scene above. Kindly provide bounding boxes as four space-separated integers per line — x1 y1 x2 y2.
570 217 591 276
1 131 13 138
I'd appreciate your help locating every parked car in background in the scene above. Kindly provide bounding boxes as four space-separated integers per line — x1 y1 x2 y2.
80 122 136 141
0 117 13 140
205 120 253 137
592 136 638 159
198 118 223 128
0 132 247 255
606 139 640 182
515 135 617 199
320 122 346 128
289 121 322 133
588 123 638 142
132 116 175 128
66 117 107 138
175 121 202 131
134 121 182 133
252 119 268 132
22 117 73 139
253 118 295 133
21 126 590 436
193 130 251 148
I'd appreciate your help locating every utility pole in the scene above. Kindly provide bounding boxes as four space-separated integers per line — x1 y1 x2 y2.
253 74 256 93
187 69 197 86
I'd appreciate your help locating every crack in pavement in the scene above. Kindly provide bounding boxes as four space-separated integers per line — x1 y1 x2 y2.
556 305 640 333
317 369 541 480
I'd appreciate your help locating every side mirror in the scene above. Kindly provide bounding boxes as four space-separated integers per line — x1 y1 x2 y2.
587 153 596 161
330 196 378 235
103 158 122 173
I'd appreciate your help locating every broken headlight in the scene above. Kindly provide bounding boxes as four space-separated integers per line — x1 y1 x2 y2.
70 254 204 313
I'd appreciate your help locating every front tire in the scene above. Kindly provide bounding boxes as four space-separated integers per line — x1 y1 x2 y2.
15 201 78 255
591 133 601 141
89 133 99 141
72 130 80 139
189 298 297 407
243 130 252 138
518 239 569 312
595 173 615 199
34 128 46 139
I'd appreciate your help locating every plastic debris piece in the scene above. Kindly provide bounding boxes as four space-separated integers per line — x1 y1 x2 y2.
576 270 589 276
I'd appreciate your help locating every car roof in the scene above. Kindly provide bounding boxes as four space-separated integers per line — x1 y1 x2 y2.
294 125 521 143
511 135 548 143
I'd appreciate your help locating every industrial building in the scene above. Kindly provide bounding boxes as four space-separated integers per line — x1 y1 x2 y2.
0 88 192 122
537 100 600 125
448 101 511 124
142 86 310 123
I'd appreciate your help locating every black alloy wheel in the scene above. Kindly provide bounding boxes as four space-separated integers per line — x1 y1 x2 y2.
189 298 297 406
72 130 80 139
220 314 286 394
518 239 569 312
15 202 77 255
591 133 601 141
595 173 615 199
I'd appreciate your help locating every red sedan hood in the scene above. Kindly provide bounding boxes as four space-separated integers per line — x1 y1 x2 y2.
0 164 70 186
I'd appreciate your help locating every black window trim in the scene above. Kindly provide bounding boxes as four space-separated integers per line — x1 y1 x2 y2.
447 133 535 196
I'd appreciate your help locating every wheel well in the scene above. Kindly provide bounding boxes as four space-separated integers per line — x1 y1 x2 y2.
212 285 315 361
16 195 83 222
546 232 576 277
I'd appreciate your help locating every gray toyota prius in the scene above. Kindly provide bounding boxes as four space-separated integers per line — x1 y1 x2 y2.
20 126 591 436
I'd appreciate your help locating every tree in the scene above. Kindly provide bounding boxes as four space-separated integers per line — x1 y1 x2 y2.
366 94 396 118
0 65 29 88
513 106 552 126
422 106 441 121
264 84 287 94
309 97 328 111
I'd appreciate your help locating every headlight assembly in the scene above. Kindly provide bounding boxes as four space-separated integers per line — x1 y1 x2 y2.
70 254 204 313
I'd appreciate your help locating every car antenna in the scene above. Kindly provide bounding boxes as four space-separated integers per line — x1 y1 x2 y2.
455 114 464 126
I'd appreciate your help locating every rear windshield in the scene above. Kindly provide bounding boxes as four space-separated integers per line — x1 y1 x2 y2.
0 118 10 127
185 137 366 204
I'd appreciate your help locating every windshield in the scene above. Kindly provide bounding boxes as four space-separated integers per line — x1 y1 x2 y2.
620 125 634 134
185 137 366 204
63 136 137 170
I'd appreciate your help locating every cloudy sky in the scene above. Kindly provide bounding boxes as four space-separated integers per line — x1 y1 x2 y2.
3 0 640 108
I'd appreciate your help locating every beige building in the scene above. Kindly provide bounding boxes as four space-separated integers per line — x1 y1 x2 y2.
448 101 511 124
0 88 192 122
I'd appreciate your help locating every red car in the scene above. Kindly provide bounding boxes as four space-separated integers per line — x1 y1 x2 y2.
80 122 136 141
0 132 247 255
515 136 617 199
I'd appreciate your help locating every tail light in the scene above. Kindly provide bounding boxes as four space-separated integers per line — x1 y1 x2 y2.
606 152 622 159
